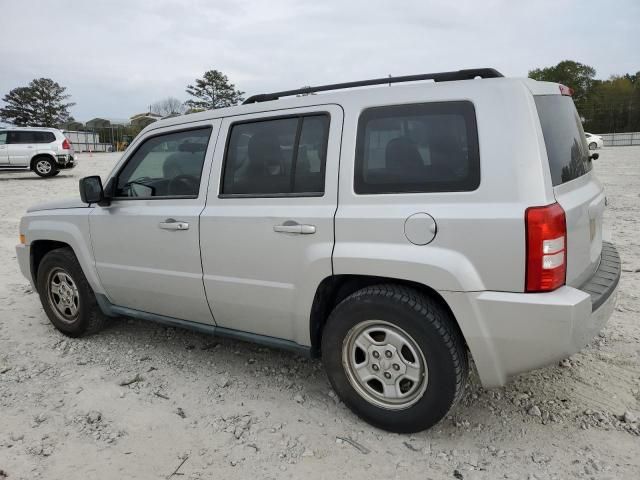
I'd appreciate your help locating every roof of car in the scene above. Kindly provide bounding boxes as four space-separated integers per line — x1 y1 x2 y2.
140 72 562 136
1 126 61 132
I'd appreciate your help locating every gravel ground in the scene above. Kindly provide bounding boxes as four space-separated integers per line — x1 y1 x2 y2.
0 148 639 479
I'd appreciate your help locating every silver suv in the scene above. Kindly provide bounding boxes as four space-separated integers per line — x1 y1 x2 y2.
15 69 620 433
0 127 75 177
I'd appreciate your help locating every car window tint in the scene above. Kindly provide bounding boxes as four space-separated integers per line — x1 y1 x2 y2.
115 127 212 198
34 132 56 143
9 131 37 144
354 102 480 194
534 95 592 186
221 114 329 196
0 132 6 145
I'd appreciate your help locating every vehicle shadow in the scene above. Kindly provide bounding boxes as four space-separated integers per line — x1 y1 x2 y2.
0 174 73 181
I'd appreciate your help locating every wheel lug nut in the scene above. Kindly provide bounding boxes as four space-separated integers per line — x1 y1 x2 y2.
372 351 380 359
385 350 392 358
392 364 400 371
372 364 379 371
384 372 391 379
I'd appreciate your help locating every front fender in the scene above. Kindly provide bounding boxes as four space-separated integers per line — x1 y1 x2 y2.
21 209 104 294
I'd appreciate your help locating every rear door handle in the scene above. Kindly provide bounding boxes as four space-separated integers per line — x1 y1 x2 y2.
273 223 316 234
159 218 189 231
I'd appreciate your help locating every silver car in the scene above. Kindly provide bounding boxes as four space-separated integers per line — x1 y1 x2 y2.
0 127 76 177
16 69 620 433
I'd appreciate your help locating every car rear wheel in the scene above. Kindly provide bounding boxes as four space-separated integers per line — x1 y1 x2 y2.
589 142 597 150
33 157 58 177
321 284 468 433
36 248 106 337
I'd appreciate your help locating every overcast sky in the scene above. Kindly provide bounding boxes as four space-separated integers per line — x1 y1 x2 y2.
1 0 637 121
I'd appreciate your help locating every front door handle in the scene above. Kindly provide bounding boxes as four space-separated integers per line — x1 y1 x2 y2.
159 218 189 231
273 223 316 235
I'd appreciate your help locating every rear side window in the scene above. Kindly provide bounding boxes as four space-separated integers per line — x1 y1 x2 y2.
535 95 592 186
34 132 56 143
221 114 329 196
354 101 480 194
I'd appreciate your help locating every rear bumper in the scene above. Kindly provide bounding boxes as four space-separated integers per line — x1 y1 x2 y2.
55 154 76 169
444 242 620 387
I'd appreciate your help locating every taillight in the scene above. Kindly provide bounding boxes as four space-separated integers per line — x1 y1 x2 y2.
62 138 71 150
559 84 573 96
525 203 567 292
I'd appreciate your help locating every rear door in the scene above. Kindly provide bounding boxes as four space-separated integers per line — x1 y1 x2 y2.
8 131 36 166
200 105 342 344
535 94 603 287
0 131 8 165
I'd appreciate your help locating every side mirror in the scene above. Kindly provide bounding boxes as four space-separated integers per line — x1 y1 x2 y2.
79 176 105 204
590 153 599 161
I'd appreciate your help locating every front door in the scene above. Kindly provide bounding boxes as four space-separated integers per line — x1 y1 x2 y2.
89 121 221 323
200 105 343 344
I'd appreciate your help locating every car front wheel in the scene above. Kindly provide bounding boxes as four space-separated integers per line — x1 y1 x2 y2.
36 248 106 337
321 284 468 433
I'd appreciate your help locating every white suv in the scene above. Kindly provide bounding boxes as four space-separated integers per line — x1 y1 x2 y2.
15 69 620 433
0 127 75 177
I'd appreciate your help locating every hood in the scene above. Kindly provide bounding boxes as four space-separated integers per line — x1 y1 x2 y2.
27 198 89 213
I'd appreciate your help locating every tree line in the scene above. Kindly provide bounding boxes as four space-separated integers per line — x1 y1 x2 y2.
2 62 639 134
529 60 640 133
0 70 244 129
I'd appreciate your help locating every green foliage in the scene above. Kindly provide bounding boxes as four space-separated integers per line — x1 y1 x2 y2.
185 70 244 110
0 78 75 127
529 60 596 108
529 61 640 133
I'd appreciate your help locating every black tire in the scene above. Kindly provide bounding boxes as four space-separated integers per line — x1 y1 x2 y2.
589 142 597 150
32 157 58 177
321 284 467 433
36 248 106 337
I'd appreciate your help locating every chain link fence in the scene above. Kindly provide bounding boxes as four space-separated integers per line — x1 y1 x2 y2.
599 132 640 147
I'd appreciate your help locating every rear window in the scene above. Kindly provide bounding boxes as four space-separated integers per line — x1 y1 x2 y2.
354 101 480 194
535 95 592 186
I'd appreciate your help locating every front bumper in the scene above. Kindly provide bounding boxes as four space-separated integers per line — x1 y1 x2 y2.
55 154 76 169
444 242 621 387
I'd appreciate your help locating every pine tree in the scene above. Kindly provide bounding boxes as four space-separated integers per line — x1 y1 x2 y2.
185 70 244 110
0 78 75 127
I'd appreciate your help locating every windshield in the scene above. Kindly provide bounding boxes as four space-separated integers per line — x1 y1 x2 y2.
535 95 592 186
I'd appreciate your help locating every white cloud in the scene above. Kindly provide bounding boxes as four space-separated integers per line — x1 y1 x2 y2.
0 0 637 120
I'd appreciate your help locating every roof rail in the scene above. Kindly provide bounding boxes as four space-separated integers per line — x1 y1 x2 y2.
243 68 503 104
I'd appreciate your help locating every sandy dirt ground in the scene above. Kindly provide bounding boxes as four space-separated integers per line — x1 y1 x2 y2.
0 148 638 480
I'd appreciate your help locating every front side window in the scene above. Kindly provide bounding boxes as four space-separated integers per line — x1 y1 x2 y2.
355 101 480 194
115 127 212 198
0 132 6 145
221 114 330 196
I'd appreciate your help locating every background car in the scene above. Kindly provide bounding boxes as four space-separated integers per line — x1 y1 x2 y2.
0 127 76 177
585 132 604 150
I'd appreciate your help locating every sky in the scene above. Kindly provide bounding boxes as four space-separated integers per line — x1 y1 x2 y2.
1 0 638 122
